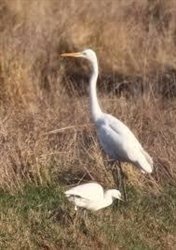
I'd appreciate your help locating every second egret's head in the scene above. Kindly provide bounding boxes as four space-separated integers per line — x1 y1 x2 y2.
110 189 122 201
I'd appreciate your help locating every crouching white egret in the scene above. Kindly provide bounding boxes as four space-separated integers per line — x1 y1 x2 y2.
65 182 122 211
61 49 153 200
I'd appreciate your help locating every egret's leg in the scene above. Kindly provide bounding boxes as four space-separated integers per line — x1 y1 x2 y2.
73 206 81 233
73 210 78 225
110 162 122 207
112 162 127 201
111 161 119 187
110 161 127 201
118 163 127 201
77 209 90 235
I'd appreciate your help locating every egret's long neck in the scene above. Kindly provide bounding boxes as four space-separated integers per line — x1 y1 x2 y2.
93 191 113 211
104 191 114 202
96 191 113 210
89 58 102 121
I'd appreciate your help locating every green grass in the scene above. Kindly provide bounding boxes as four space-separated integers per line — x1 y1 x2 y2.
0 183 175 249
103 185 176 249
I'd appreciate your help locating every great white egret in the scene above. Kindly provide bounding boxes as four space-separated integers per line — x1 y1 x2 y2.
65 182 122 211
61 49 153 199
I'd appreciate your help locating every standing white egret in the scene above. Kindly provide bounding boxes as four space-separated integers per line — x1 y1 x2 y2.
61 49 153 199
65 182 122 211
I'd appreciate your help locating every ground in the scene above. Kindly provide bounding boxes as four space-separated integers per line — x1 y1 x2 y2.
0 0 176 249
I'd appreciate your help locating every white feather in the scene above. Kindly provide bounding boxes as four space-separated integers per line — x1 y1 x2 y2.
65 182 122 211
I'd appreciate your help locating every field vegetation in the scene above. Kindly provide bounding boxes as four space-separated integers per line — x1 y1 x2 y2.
0 0 176 249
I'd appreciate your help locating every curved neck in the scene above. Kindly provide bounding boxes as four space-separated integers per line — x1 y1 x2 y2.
89 58 102 121
98 191 113 209
104 190 114 202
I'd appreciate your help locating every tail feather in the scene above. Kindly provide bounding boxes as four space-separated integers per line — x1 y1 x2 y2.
136 149 153 173
142 149 153 166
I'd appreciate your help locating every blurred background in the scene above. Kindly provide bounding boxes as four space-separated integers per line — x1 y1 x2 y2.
0 1 176 249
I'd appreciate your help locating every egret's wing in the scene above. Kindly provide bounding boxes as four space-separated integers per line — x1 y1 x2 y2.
106 114 153 164
66 194 91 210
97 113 153 173
96 113 141 159
66 194 89 202
65 182 104 201
105 114 141 145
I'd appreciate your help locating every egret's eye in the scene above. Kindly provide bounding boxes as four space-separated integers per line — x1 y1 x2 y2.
82 51 86 56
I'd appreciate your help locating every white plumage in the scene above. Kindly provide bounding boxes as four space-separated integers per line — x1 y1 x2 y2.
65 182 122 211
97 113 153 173
61 49 153 174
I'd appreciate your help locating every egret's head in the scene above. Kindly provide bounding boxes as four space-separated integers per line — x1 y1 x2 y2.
109 189 122 201
61 49 97 64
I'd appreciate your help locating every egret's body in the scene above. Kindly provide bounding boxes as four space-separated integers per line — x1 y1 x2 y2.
61 49 153 196
96 113 153 172
65 182 122 211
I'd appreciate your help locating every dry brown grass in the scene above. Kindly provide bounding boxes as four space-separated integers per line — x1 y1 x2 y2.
0 0 176 193
1 2 176 248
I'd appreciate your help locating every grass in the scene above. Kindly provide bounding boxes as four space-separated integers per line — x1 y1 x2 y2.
0 0 176 249
0 182 175 249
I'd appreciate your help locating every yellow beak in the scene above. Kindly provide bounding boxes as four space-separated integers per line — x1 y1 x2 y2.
61 52 82 58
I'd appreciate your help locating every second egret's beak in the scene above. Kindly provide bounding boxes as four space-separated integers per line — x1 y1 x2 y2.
61 52 82 58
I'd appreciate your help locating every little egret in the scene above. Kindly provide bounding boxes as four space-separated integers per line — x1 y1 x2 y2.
61 49 153 199
65 182 122 211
